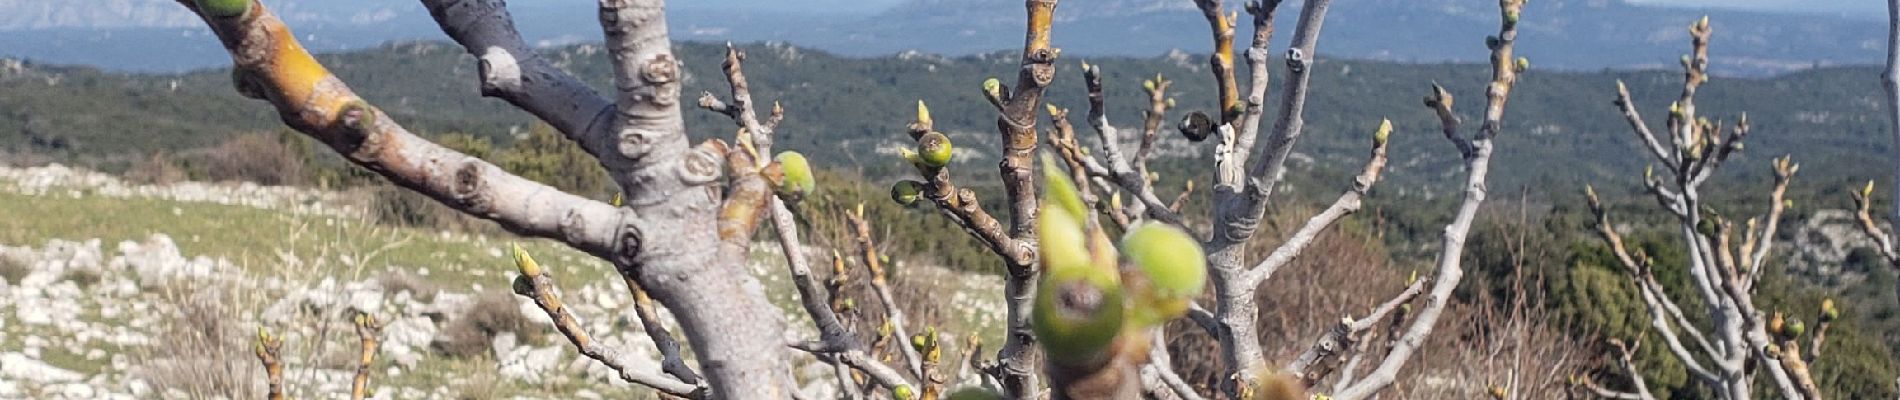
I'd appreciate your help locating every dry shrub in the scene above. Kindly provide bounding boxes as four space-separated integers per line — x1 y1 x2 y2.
133 285 265 398
1163 206 1590 397
0 253 28 284
203 132 304 186
376 270 440 303
433 290 535 358
125 151 188 185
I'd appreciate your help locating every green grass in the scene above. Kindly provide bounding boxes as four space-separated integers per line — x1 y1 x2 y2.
0 190 610 290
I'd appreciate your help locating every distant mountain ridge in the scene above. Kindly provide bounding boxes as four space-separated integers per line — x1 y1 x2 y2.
0 0 1886 76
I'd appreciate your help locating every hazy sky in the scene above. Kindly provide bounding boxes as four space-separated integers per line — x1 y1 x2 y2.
675 0 1881 16
1629 0 1880 14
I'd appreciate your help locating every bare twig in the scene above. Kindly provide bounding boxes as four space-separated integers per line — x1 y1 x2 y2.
350 312 381 400
254 329 286 400
1332 2 1525 398
509 247 705 398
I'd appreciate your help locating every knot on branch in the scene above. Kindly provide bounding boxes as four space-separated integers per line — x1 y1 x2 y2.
477 46 523 96
451 161 491 213
1284 48 1307 74
679 141 726 186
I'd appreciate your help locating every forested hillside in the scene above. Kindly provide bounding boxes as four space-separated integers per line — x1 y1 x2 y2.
0 41 1892 196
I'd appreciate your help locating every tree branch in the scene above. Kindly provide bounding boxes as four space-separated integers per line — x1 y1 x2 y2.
254 328 286 400
1332 2 1524 397
1243 120 1390 287
350 312 381 400
420 0 615 154
510 247 705 398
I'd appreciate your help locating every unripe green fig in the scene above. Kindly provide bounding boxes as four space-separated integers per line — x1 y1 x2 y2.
1122 222 1206 322
1785 318 1806 338
1034 198 1124 366
947 387 1007 400
1031 248 1125 367
893 384 916 400
918 132 954 168
891 180 925 206
982 78 1003 98
196 0 251 18
775 151 815 198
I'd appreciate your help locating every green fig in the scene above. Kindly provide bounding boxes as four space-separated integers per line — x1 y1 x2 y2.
195 0 252 18
891 180 925 206
1031 252 1125 367
893 384 916 400
1033 201 1123 367
918 132 954 168
775 151 815 198
1122 222 1206 322
1785 317 1806 338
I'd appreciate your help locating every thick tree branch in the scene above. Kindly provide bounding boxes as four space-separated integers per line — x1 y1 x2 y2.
1201 0 1316 392
420 0 616 155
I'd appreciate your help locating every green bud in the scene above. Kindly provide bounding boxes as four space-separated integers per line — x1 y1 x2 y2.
1165 97 1176 108
1864 180 1877 200
918 132 954 168
1821 298 1839 322
1765 343 1782 358
1785 318 1806 338
893 384 916 400
1041 154 1088 221
1143 79 1158 93
1515 57 1530 73
983 77 1003 98
915 100 933 127
196 0 252 18
1503 8 1519 25
1122 222 1206 323
511 244 542 276
890 180 926 207
1372 119 1392 147
774 151 815 198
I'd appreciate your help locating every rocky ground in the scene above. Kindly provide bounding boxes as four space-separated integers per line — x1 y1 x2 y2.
0 165 1005 399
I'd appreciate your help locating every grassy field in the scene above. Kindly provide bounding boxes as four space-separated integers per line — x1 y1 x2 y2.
0 171 1006 398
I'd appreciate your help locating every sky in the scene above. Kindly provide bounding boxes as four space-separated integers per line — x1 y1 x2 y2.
1630 0 1882 14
